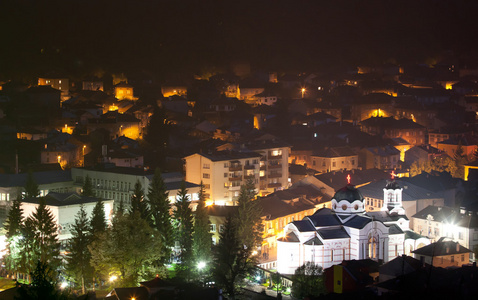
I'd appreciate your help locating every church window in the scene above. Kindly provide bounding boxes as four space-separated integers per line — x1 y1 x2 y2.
388 192 394 202
354 204 359 210
342 204 347 211
343 249 346 260
395 245 398 256
331 250 334 261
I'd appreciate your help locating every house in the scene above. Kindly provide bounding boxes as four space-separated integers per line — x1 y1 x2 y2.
437 135 478 159
276 179 429 274
206 205 238 245
26 86 61 111
38 77 69 101
358 145 401 171
412 205 478 260
21 192 114 242
360 116 426 146
82 79 104 91
114 82 136 101
309 146 358 173
412 237 472 268
404 144 448 167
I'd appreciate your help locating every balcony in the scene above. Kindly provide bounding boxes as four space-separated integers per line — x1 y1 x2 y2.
229 176 242 181
244 174 255 179
268 164 282 169
268 173 282 179
260 165 267 170
268 183 282 188
229 185 241 191
244 164 255 170
229 165 242 171
269 154 282 160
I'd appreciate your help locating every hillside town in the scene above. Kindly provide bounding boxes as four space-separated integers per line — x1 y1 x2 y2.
2 1 478 299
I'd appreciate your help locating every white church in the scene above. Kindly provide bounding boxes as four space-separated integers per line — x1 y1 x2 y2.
276 177 430 274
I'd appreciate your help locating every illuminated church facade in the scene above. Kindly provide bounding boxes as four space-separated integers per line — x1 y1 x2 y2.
276 177 429 274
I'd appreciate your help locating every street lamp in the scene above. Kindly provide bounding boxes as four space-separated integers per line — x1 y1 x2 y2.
301 88 306 98
198 261 206 286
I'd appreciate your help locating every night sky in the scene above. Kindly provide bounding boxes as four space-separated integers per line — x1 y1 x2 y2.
1 0 478 80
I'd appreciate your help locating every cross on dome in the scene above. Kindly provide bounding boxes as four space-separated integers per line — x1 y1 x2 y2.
391 171 395 180
347 174 351 184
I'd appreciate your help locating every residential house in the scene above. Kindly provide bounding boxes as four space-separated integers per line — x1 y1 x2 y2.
404 144 448 167
378 255 427 282
206 205 238 245
309 146 358 173
412 205 478 260
437 135 478 159
412 237 472 268
324 259 380 293
360 116 426 147
114 82 136 101
38 77 69 101
358 145 401 171
82 79 104 91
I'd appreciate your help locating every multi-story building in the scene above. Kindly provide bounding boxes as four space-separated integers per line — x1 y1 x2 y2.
358 145 401 171
309 146 358 173
412 205 478 260
21 192 114 242
184 151 261 205
360 116 426 146
71 166 199 209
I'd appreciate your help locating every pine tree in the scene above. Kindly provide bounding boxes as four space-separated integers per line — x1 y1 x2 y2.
65 205 92 295
24 170 40 199
192 182 212 265
235 178 262 255
129 180 151 222
454 141 467 179
81 175 95 197
89 211 164 286
212 215 255 300
90 200 107 237
173 181 194 269
3 193 24 276
147 168 173 264
23 198 61 271
17 260 69 300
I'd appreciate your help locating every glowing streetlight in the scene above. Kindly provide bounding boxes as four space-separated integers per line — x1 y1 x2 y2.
109 275 118 282
301 88 306 98
60 282 68 289
197 261 206 270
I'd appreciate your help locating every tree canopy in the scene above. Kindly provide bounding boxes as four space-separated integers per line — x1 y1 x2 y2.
192 182 212 265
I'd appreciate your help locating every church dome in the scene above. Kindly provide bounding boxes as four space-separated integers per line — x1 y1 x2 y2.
333 184 364 202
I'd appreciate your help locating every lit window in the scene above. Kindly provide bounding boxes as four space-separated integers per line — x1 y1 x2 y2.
203 173 210 179
210 224 216 232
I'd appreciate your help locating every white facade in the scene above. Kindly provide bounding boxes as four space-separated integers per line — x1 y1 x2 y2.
276 181 429 275
21 193 114 241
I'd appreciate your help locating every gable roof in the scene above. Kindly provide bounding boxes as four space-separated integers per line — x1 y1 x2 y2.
412 238 471 256
22 192 101 206
317 227 350 239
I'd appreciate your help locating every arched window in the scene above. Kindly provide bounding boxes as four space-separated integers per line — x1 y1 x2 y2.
367 233 379 259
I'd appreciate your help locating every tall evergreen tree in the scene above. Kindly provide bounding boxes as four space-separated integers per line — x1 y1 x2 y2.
23 198 61 271
24 170 40 199
212 215 255 300
235 178 262 255
173 181 194 268
129 180 151 222
3 193 24 276
65 205 92 295
90 200 107 237
454 141 467 179
147 168 173 263
89 211 165 286
192 182 212 265
81 175 95 197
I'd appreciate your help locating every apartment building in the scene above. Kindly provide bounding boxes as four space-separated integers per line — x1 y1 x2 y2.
184 151 261 206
